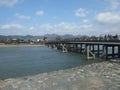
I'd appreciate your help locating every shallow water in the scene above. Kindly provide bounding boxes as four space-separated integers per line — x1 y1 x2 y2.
0 46 104 79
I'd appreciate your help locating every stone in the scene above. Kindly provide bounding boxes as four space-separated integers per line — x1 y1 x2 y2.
0 61 120 90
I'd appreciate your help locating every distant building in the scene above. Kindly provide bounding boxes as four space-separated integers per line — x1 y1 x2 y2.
117 35 120 40
37 39 44 42
112 35 120 40
12 38 17 41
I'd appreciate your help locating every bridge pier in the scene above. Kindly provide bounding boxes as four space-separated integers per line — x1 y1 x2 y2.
48 44 51 48
105 45 108 59
82 44 86 54
61 44 68 52
75 44 78 53
86 45 95 60
53 44 57 50
92 45 95 54
118 46 120 58
97 45 100 56
110 46 114 59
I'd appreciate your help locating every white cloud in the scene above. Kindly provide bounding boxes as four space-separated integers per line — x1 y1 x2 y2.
83 19 89 23
95 12 120 25
105 0 120 10
93 25 120 35
0 0 19 7
0 23 24 30
40 24 52 31
39 21 120 35
29 26 35 30
1 22 119 35
15 13 31 20
75 8 88 17
39 22 93 35
36 10 44 16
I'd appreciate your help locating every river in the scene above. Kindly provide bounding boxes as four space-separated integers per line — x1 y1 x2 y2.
0 46 104 79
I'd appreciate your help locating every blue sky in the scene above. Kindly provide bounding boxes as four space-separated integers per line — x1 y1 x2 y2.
0 0 120 35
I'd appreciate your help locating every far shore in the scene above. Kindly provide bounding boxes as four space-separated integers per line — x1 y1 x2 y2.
0 44 45 47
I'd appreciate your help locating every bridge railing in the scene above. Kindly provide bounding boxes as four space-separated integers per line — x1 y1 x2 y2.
45 39 120 44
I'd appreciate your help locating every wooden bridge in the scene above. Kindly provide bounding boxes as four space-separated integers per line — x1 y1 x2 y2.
45 41 120 60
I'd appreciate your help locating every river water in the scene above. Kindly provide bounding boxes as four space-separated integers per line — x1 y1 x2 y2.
0 46 104 79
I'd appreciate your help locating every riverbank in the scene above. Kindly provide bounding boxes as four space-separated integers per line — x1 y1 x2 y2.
0 44 45 47
0 61 120 90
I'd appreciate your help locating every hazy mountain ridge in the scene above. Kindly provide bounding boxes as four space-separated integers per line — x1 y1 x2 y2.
0 34 76 40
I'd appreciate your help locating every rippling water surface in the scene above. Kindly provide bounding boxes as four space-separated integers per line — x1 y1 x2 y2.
0 46 104 79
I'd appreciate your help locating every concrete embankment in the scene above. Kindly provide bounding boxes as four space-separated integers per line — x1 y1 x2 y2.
0 61 120 90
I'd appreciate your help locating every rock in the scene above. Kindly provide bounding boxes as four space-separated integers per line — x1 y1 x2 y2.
0 61 120 90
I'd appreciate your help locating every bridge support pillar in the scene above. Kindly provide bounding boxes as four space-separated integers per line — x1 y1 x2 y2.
101 45 107 59
97 45 100 56
86 45 95 60
79 44 82 53
61 44 68 53
53 44 57 50
48 44 51 48
92 45 94 53
75 44 78 52
105 45 108 59
118 46 120 58
112 46 115 59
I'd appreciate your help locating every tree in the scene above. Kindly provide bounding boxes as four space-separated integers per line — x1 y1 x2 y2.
55 36 61 41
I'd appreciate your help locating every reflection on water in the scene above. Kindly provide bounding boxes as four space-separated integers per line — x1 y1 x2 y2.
0 46 104 79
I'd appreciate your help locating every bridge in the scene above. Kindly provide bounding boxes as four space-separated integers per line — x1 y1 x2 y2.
45 41 120 60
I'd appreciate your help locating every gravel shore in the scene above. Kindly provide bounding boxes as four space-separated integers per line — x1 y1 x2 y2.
0 61 120 90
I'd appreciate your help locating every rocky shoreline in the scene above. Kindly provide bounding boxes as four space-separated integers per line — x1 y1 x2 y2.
0 61 120 90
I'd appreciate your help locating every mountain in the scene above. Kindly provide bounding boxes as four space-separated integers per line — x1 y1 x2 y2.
0 34 76 40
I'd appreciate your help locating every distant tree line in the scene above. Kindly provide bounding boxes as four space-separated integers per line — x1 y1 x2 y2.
0 34 120 44
0 37 48 44
55 34 120 42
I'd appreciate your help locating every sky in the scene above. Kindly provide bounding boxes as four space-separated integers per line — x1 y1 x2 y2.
0 0 120 36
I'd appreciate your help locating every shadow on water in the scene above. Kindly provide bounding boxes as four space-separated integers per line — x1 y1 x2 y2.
0 46 105 80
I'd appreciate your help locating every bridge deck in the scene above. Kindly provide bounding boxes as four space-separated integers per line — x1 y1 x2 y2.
63 42 120 45
46 41 120 59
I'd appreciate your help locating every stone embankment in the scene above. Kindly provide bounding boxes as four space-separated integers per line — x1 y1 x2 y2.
0 61 120 90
